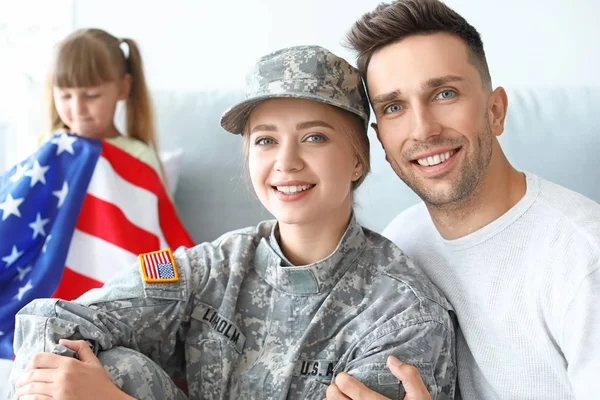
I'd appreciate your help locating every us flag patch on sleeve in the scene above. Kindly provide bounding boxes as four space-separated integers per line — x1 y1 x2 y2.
139 249 179 283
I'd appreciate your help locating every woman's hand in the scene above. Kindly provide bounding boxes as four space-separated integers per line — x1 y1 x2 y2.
15 339 133 400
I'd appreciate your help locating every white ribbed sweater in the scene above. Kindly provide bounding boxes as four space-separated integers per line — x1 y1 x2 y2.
383 173 600 399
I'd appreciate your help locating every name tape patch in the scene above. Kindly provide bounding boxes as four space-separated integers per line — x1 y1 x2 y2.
293 359 338 378
193 303 246 353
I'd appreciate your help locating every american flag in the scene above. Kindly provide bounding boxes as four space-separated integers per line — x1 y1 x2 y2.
139 249 179 282
0 132 194 360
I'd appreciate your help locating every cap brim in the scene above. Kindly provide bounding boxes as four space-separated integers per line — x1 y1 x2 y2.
220 95 276 135
220 92 369 135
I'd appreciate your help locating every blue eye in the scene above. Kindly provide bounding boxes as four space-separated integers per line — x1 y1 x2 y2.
437 90 456 99
255 137 275 146
383 104 402 114
305 134 326 143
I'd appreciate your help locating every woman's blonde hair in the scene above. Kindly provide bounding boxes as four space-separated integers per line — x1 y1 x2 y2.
242 105 370 190
45 28 159 153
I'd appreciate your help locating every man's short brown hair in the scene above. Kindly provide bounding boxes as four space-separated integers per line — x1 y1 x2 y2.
346 0 492 89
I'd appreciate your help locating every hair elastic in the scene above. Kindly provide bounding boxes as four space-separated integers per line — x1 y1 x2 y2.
119 39 130 60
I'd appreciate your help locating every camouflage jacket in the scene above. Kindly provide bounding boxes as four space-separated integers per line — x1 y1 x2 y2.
10 215 456 399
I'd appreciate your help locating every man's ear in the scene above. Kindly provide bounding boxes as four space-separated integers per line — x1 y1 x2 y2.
371 122 385 150
489 86 508 137
371 122 380 138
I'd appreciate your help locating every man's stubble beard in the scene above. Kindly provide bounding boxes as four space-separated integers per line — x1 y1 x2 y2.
389 119 493 210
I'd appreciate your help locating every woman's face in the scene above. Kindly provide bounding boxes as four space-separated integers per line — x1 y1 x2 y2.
247 98 363 228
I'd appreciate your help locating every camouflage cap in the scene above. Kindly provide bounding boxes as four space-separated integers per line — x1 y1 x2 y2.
220 45 370 134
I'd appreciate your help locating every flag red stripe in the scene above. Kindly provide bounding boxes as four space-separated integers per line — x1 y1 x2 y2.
76 195 160 255
52 267 104 300
151 254 157 279
153 253 159 278
148 254 156 279
100 142 194 249
100 142 164 195
144 254 153 279
158 197 195 249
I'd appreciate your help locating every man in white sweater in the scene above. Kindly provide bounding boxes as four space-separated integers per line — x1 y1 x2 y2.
325 0 600 399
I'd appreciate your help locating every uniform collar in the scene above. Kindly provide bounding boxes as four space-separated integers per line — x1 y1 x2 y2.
254 213 366 295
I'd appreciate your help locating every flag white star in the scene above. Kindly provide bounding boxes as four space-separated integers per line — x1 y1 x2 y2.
43 234 52 253
0 194 24 220
24 160 50 187
29 212 50 239
0 331 3 337
2 245 23 268
9 163 28 183
14 280 33 301
51 133 77 155
52 181 69 208
17 265 32 281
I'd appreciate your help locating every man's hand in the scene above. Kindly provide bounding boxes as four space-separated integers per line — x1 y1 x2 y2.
325 356 432 400
15 339 133 400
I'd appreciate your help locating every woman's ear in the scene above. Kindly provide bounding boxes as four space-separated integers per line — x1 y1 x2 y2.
352 158 364 182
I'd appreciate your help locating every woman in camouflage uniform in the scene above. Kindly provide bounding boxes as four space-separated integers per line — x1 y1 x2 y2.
10 45 457 400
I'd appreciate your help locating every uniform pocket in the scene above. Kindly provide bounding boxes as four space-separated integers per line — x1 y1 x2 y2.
187 339 223 399
347 362 407 400
186 304 244 398
301 379 330 400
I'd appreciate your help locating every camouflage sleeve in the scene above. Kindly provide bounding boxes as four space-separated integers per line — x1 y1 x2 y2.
345 308 457 400
8 247 199 392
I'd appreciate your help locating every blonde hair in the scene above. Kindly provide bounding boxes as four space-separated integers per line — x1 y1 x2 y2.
342 109 371 190
45 28 159 153
242 105 370 190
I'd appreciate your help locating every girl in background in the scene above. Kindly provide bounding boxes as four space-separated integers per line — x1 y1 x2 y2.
43 28 167 185
1 28 195 388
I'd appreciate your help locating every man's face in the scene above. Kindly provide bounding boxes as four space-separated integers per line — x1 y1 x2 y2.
367 33 495 207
